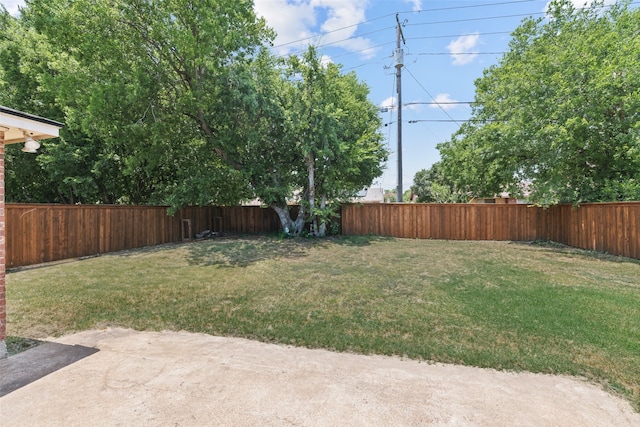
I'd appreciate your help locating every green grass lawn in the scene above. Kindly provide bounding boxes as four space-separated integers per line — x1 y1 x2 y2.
7 235 640 410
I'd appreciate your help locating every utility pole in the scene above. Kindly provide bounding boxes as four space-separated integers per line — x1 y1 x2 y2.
395 14 405 202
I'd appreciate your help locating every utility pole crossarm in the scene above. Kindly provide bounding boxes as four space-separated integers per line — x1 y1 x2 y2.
396 14 406 45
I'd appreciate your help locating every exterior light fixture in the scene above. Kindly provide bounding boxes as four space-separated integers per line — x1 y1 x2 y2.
22 131 40 153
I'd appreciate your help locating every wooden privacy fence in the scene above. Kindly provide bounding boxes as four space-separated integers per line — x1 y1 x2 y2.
550 203 640 260
6 204 283 268
341 202 640 260
6 202 640 267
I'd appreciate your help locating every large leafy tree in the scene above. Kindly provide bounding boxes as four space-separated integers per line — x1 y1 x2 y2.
4 1 387 236
411 162 466 203
22 0 260 205
438 0 640 205
0 9 78 203
210 46 387 237
1 3 189 204
281 47 387 236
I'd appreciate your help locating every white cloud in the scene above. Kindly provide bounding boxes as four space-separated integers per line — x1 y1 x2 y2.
316 0 366 33
254 0 317 55
254 0 377 59
1 0 25 16
380 96 423 111
405 0 422 12
380 96 396 111
320 54 333 67
446 33 480 66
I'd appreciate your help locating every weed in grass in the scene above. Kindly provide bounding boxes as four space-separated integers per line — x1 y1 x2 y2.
6 336 43 356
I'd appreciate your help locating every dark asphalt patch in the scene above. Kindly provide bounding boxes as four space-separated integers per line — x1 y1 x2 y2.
0 342 99 397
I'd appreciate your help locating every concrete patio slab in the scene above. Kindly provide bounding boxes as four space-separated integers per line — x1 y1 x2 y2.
0 328 638 426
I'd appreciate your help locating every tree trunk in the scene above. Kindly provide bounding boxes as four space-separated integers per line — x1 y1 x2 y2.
317 194 327 237
271 203 305 237
306 155 316 236
293 203 306 235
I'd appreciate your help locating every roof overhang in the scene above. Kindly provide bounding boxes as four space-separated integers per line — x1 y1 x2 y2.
0 106 63 145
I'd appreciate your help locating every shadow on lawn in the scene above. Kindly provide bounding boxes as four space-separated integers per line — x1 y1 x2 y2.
184 234 394 267
329 235 394 246
185 235 313 267
510 240 640 264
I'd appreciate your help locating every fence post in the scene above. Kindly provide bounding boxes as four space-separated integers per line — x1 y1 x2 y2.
181 219 192 242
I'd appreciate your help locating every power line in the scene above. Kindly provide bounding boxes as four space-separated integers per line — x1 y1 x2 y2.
406 11 546 27
384 119 496 124
310 26 396 49
272 0 535 55
383 102 474 109
341 60 388 72
270 0 640 57
339 52 506 73
331 42 396 60
413 52 507 56
402 0 536 14
404 65 460 126
404 101 473 106
317 47 509 79
279 27 395 60
408 119 496 123
292 37 505 63
407 30 513 40
271 0 537 49
408 120 460 123
282 28 512 59
271 17 395 49
405 1 640 27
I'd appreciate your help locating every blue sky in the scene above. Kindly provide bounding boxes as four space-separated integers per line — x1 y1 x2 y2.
254 0 617 192
2 0 618 191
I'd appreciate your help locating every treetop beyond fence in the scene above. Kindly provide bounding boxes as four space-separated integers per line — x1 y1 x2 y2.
5 201 640 268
